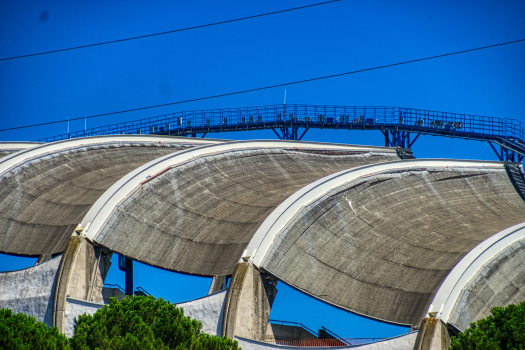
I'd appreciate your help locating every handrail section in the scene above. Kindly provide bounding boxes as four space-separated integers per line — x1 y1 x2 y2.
264 338 387 347
136 286 152 296
103 283 126 294
320 326 350 346
34 104 524 160
103 284 152 297
269 319 319 337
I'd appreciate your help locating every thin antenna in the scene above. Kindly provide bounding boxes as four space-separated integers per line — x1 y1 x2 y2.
84 117 86 132
284 89 287 105
67 117 69 134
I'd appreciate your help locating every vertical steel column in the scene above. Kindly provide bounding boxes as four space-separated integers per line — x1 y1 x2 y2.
118 254 133 296
273 127 302 140
383 130 408 148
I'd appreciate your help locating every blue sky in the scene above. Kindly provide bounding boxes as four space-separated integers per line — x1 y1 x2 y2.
1 0 524 339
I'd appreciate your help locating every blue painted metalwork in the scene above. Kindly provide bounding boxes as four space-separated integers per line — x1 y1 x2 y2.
117 254 133 296
36 104 525 161
103 283 126 294
135 286 151 296
269 319 319 336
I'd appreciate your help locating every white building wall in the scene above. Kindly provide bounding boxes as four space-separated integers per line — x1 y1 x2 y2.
0 256 61 326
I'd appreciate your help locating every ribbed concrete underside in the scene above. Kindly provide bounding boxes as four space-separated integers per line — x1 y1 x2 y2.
0 142 202 256
449 237 525 331
261 165 525 326
95 148 407 276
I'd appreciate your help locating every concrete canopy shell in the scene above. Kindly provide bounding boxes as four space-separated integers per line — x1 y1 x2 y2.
0 135 222 256
81 141 410 276
428 222 525 331
247 160 525 326
0 142 42 158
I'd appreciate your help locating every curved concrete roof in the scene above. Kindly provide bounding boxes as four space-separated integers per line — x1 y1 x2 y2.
81 141 409 276
0 135 221 256
247 160 525 326
0 142 42 158
429 222 525 328
441 222 525 331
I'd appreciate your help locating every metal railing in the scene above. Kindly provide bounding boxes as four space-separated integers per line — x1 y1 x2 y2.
269 319 319 337
320 326 350 346
35 104 525 159
267 320 385 347
103 283 126 294
103 284 152 297
136 286 151 296
264 338 387 347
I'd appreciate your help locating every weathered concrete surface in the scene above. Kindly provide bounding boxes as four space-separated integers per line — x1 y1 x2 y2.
222 262 277 340
53 235 111 332
261 164 525 326
235 332 418 350
95 146 408 276
449 237 525 331
413 318 450 350
68 239 111 303
0 256 60 326
0 136 217 256
208 275 227 294
428 222 525 324
64 297 104 337
178 289 228 336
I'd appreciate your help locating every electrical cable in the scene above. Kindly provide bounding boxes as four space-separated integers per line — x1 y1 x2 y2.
0 0 341 61
1 38 523 133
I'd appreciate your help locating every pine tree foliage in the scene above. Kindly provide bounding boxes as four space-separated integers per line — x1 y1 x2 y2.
1 296 240 350
0 308 70 350
70 296 240 350
450 301 525 350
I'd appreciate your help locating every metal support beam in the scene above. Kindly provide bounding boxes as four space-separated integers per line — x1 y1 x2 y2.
489 142 502 161
408 133 421 148
298 128 309 141
383 130 414 149
118 254 133 296
273 127 302 140
271 128 282 140
489 142 523 162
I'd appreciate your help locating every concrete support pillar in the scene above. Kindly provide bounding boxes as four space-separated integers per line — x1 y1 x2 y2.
208 275 227 295
52 234 111 333
35 254 51 265
221 262 277 341
413 317 451 350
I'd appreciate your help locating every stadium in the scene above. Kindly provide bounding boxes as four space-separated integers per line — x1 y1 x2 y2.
1 1 524 349
1 104 524 350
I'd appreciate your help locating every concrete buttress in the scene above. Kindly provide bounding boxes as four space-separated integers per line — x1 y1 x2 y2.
52 235 111 333
221 262 277 340
413 318 450 350
209 275 227 294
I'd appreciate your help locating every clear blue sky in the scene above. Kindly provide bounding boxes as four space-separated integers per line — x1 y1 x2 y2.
1 0 524 339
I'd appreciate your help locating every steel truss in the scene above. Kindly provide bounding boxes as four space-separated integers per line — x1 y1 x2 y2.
37 104 525 162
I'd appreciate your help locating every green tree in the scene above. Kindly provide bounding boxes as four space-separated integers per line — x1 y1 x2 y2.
450 301 525 350
70 296 240 350
0 308 70 350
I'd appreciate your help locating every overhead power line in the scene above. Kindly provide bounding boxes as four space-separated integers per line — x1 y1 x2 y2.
1 38 524 133
0 0 341 62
